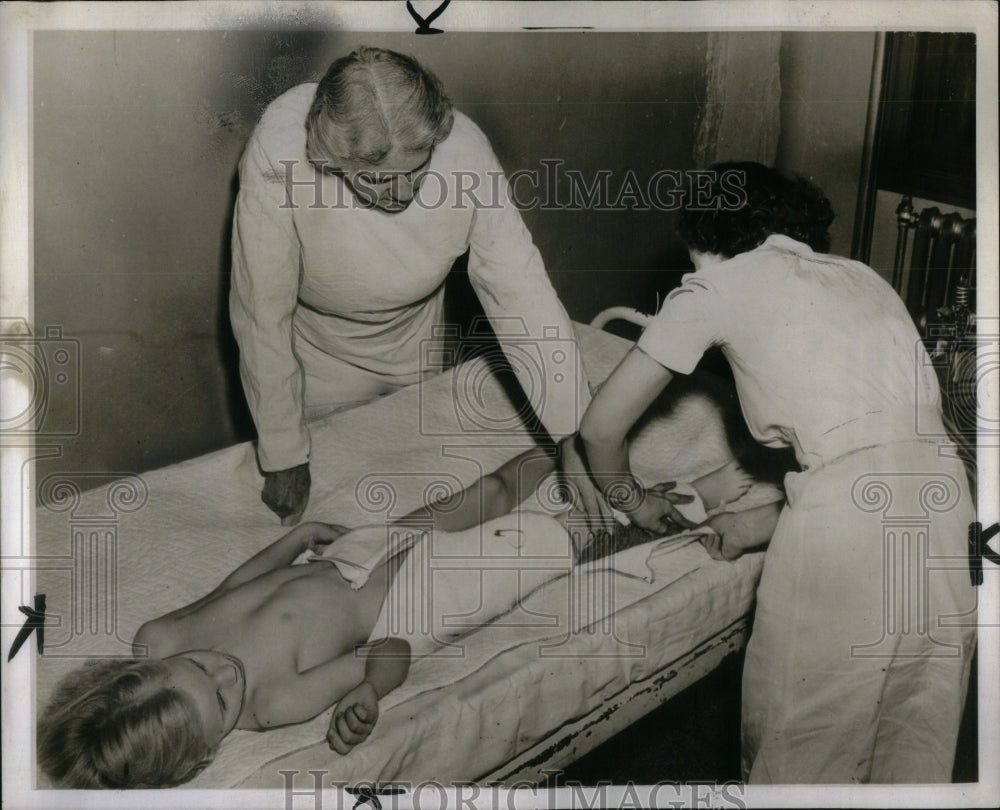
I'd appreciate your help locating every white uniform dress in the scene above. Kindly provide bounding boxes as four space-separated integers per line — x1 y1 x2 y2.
637 234 976 783
230 84 588 472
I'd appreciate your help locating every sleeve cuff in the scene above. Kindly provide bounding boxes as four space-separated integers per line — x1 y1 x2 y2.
636 325 704 376
256 428 311 473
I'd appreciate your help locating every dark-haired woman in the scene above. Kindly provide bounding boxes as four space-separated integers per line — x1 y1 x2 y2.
578 163 975 783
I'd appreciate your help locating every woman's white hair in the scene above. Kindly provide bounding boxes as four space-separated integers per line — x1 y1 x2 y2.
306 46 454 167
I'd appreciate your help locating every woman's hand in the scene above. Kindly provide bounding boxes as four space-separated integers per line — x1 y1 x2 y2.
556 434 610 534
262 463 311 525
578 346 678 534
327 681 379 754
623 481 696 534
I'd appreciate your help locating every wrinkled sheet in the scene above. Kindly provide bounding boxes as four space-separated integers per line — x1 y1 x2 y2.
33 324 778 788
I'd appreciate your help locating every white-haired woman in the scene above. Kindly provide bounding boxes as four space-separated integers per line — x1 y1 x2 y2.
230 47 589 523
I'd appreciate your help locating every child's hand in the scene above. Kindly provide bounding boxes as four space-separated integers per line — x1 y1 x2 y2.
307 523 351 554
292 522 351 554
327 681 379 754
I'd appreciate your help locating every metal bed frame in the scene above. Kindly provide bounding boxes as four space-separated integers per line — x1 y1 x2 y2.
481 617 750 783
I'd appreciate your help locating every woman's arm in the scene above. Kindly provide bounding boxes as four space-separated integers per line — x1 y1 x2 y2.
462 118 590 442
580 345 674 483
580 346 694 532
229 124 312 521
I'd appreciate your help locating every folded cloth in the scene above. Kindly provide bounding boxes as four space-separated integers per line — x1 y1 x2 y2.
367 509 578 658
294 524 428 587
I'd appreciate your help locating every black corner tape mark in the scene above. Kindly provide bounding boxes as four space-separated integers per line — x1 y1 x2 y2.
348 785 407 810
7 593 46 662
969 522 1000 586
406 0 450 34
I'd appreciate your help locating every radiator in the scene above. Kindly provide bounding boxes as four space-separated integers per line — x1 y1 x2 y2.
894 194 978 494
894 194 977 327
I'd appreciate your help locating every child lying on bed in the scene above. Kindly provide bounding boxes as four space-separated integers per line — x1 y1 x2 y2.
38 443 779 789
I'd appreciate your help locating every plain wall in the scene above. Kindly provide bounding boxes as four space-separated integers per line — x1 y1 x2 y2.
34 30 715 479
33 30 869 479
776 32 877 256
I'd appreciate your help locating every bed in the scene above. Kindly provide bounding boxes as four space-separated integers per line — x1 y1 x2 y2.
33 322 781 789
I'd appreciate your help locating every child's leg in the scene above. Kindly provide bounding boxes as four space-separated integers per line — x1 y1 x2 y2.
703 501 782 560
690 459 780 561
690 458 754 510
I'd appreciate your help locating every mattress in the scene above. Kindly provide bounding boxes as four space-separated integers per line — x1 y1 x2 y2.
33 324 777 788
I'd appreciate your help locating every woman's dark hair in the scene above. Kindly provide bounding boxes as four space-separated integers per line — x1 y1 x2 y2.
678 161 835 257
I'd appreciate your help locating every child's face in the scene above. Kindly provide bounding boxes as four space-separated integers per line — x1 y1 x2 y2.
163 650 245 745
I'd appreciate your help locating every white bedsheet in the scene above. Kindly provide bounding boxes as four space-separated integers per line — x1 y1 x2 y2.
33 324 778 788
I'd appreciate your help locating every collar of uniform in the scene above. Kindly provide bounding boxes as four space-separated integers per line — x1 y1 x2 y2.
759 233 814 254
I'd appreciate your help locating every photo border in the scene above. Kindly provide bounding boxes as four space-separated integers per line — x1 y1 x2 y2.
2 2 997 808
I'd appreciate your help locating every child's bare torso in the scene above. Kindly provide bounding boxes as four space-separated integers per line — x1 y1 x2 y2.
147 560 390 729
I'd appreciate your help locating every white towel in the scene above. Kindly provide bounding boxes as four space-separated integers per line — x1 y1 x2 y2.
367 510 577 657
294 524 428 587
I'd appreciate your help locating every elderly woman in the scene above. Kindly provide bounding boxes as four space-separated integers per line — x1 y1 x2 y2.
230 47 588 523
578 163 976 783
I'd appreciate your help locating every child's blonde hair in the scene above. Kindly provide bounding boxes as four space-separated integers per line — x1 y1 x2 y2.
38 658 215 788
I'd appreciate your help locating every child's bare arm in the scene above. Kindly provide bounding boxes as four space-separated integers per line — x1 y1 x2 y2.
136 523 348 642
219 522 348 591
251 639 409 732
327 638 411 754
250 651 365 729
397 446 558 533
253 638 410 735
